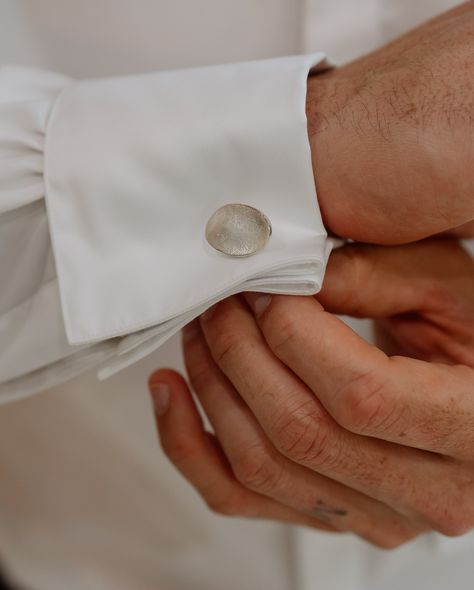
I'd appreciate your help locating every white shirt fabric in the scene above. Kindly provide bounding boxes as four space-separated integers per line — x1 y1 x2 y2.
1 52 331 401
0 1 472 590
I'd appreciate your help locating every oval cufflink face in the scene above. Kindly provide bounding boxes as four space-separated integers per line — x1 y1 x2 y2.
205 203 272 257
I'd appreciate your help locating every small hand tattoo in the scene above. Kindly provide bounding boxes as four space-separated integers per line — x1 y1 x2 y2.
310 500 348 523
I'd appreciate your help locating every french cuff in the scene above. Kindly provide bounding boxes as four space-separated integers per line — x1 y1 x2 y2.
44 53 332 375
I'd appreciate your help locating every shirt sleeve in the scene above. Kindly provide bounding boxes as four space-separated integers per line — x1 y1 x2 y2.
0 54 333 403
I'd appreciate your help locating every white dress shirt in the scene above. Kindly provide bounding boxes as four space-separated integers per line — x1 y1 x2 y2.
0 2 473 590
1 52 331 401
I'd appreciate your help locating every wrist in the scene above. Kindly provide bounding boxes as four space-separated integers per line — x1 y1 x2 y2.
306 69 409 244
306 61 474 244
306 71 361 240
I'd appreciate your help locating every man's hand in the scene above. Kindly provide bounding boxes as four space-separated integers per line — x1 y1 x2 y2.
149 239 474 549
307 1 474 243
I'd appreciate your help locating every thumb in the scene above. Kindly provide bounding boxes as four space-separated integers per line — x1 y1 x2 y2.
317 239 466 318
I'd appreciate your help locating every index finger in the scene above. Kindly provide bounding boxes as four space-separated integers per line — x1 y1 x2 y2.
243 292 474 459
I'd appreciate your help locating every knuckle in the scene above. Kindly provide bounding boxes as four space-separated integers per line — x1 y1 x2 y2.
232 446 282 494
359 516 421 550
161 435 196 466
186 353 215 392
270 401 336 467
433 513 470 537
417 491 472 537
212 332 249 371
433 508 471 538
334 370 397 435
369 532 414 550
206 491 247 518
267 317 301 359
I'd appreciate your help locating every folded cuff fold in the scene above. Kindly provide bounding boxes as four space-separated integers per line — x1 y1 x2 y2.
45 53 331 345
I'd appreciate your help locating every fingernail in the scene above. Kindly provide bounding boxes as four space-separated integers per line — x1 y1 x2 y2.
150 382 170 416
244 293 272 317
201 303 217 322
182 321 200 343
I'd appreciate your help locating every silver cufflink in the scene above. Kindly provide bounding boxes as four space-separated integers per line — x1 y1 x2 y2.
205 203 272 257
